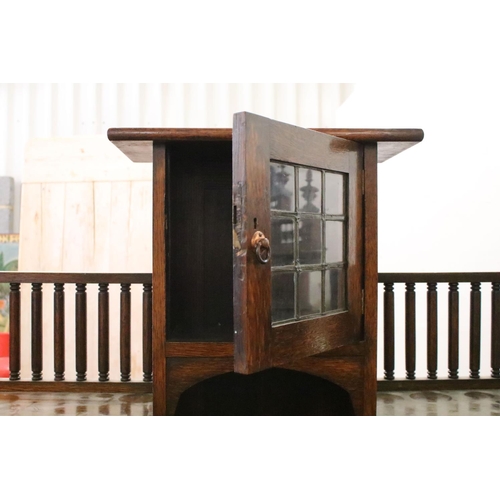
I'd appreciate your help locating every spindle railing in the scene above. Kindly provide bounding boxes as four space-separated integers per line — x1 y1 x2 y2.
0 273 152 393
2 271 500 394
378 273 500 391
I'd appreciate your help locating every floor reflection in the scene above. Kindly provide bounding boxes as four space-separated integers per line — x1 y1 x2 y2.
377 389 500 416
1 389 500 416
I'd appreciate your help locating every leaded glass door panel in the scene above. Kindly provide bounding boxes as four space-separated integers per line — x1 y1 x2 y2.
233 112 363 374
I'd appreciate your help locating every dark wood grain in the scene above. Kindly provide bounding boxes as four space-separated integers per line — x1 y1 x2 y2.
168 356 361 416
379 272 500 283
31 283 43 381
75 283 87 382
54 283 65 381
107 127 423 164
470 282 481 378
152 142 168 415
383 282 395 381
98 283 109 382
233 112 363 374
168 142 233 342
106 118 422 415
448 283 459 379
120 283 131 382
318 343 366 357
405 283 416 380
166 358 234 416
232 113 272 374
427 283 438 380
143 283 153 382
492 283 500 378
271 313 359 365
284 356 364 416
9 283 21 381
165 342 234 357
0 381 152 393
362 143 379 416
0 272 151 284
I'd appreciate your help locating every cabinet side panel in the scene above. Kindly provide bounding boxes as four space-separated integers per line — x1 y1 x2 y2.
153 142 167 415
363 143 378 416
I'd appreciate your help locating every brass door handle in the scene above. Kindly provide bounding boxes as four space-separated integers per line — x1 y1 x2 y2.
251 231 271 264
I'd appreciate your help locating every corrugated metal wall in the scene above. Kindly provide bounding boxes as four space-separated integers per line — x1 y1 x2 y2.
0 83 354 232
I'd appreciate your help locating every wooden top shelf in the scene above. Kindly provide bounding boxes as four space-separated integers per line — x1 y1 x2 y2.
108 127 424 164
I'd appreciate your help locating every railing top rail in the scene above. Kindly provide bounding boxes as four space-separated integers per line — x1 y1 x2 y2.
379 272 500 283
0 272 152 284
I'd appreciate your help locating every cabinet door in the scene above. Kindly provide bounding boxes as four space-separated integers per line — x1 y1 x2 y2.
233 112 364 374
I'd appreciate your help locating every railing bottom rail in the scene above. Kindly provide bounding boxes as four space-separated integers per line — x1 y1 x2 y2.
0 381 152 393
378 377 500 392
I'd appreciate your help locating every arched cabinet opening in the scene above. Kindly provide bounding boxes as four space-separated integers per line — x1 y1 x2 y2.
174 368 355 416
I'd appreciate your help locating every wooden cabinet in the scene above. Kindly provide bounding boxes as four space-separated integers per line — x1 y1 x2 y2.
109 112 423 415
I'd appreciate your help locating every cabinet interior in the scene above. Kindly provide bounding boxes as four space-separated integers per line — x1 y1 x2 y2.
168 141 234 342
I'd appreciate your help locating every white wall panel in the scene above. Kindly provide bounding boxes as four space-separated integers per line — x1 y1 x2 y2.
0 83 353 233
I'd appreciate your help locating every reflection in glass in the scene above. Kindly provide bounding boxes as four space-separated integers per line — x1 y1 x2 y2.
299 168 321 213
325 221 343 263
270 163 295 211
325 173 344 215
298 271 322 317
272 273 295 323
325 268 346 312
299 218 322 265
269 162 349 324
271 218 295 266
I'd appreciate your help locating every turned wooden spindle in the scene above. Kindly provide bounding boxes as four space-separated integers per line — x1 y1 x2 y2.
120 283 131 382
75 283 87 382
448 283 459 379
31 283 43 381
491 283 500 378
470 282 481 379
427 283 438 380
405 283 416 380
9 283 21 381
384 282 395 381
98 283 110 382
54 283 65 381
143 283 153 383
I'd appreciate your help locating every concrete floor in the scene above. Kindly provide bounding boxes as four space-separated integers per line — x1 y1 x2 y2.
1 389 500 415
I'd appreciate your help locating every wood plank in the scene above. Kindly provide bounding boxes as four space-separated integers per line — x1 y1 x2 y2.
0 381 152 393
40 183 65 272
152 142 167 415
24 136 152 183
108 127 424 164
363 143 378 415
18 183 42 270
379 272 500 283
165 342 234 357
0 273 152 283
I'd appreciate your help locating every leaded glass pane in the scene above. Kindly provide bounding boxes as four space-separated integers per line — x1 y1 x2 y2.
325 221 343 264
298 168 321 213
272 272 295 323
325 173 344 215
269 161 348 324
298 271 322 317
270 163 295 212
325 268 346 312
271 218 295 266
299 218 322 265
